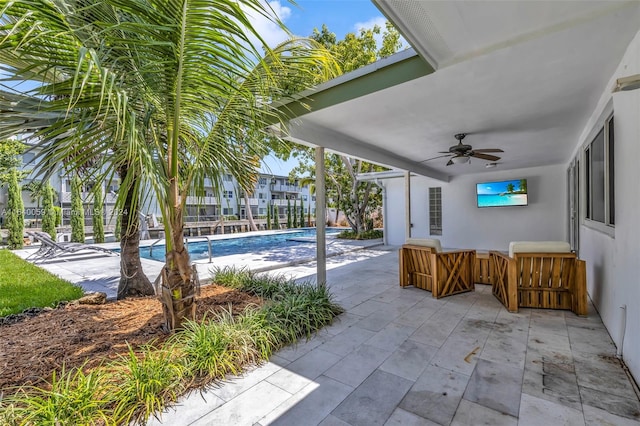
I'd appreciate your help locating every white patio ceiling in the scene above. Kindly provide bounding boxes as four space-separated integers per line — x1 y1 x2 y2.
283 1 640 181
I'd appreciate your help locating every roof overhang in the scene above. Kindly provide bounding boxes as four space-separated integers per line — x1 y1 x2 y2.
275 1 640 181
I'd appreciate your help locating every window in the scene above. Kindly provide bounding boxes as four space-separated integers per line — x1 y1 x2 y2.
312 196 316 201
585 114 614 228
302 195 308 201
222 191 233 199
258 192 265 199
429 187 442 235
223 174 233 182
222 207 232 215
258 177 267 185
259 208 266 215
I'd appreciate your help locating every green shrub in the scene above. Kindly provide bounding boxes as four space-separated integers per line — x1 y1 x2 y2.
70 175 85 243
7 366 115 426
111 345 184 425
53 206 62 227
0 268 343 423
336 229 383 240
92 184 104 243
6 169 24 249
213 266 343 344
171 312 245 380
41 183 57 239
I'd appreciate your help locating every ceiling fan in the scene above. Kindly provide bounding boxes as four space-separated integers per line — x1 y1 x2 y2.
423 133 504 166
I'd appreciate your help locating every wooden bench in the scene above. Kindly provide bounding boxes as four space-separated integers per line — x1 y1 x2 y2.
490 249 587 315
399 241 475 299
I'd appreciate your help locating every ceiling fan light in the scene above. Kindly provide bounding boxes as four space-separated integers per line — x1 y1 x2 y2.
451 156 469 164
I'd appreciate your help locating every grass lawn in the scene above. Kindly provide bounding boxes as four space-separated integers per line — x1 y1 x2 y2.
0 250 84 317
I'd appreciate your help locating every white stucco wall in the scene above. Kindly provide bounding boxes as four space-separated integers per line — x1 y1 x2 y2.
572 29 640 382
385 28 640 384
384 164 566 251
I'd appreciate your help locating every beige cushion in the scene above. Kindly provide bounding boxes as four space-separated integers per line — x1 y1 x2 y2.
405 238 442 253
509 241 571 258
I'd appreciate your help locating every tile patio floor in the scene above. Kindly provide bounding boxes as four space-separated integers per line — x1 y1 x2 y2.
146 249 640 426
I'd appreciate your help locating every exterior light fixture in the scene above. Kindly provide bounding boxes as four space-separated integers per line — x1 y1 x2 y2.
613 74 640 92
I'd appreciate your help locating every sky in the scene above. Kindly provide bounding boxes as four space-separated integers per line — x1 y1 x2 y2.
256 0 390 176
251 0 387 47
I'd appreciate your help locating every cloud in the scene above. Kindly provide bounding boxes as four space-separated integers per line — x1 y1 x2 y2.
244 1 292 49
353 16 408 51
353 16 387 33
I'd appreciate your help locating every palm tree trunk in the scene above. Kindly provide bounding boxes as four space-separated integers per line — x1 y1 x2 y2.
244 192 257 231
159 180 197 331
117 165 154 300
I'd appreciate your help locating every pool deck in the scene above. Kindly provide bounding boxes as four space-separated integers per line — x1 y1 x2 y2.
13 234 383 299
9 241 640 425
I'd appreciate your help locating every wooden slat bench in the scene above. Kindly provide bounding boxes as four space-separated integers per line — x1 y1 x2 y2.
400 242 476 298
490 249 587 315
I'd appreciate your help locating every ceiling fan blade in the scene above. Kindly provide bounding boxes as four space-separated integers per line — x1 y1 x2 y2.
446 159 454 166
473 148 504 153
420 154 452 163
471 152 501 161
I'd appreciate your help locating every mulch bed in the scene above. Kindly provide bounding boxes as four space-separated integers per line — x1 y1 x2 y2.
0 285 262 391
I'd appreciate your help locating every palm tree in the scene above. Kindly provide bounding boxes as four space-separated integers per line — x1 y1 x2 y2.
0 0 338 330
0 3 157 298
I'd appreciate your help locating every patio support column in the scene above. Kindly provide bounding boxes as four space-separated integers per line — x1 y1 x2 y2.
405 171 411 240
315 146 327 285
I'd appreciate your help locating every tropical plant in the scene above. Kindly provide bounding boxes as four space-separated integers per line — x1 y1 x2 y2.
0 267 343 423
0 0 337 330
7 366 115 425
93 183 105 243
287 199 292 228
506 183 515 193
111 345 185 425
41 182 57 239
6 170 24 249
70 175 85 243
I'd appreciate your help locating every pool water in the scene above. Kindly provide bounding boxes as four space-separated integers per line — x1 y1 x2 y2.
138 228 342 262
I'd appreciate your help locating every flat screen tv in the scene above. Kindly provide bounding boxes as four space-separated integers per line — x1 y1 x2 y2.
476 179 528 208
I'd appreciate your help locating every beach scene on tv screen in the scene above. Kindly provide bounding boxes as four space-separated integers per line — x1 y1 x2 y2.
477 179 528 207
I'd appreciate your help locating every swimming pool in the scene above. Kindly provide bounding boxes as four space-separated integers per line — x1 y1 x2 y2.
137 228 342 262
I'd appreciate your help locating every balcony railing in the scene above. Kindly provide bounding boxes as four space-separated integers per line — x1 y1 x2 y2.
60 192 118 204
185 196 218 205
239 198 259 206
270 184 301 193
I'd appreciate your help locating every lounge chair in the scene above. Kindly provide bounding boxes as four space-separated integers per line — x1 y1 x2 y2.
399 238 476 298
26 231 118 263
489 241 587 315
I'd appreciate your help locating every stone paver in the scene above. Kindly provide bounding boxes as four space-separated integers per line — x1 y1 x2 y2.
13 245 640 425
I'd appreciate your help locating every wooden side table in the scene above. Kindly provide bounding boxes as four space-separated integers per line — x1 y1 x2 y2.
474 251 493 285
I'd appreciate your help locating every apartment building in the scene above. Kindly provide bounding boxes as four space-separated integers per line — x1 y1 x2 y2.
0 150 315 228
